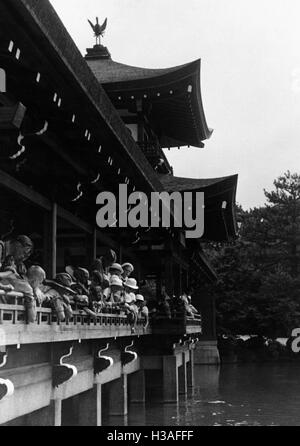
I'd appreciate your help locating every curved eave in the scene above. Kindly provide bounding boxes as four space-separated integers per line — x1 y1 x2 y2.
158 174 238 242
87 58 212 147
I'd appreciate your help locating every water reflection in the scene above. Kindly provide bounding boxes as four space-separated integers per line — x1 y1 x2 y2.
104 364 300 426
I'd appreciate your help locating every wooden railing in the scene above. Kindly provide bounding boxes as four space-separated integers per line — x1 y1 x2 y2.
150 311 202 335
0 290 145 329
0 291 202 345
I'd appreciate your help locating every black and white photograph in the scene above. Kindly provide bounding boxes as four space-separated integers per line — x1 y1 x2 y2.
0 0 299 429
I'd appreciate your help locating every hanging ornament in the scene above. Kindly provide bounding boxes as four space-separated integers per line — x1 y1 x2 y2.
35 121 48 136
90 173 101 184
72 182 83 202
10 133 26 160
132 231 141 245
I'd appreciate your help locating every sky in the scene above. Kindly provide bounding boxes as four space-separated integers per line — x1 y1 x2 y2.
50 0 300 209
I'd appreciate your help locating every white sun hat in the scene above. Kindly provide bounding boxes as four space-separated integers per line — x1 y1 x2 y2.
110 275 123 288
135 294 145 302
125 278 139 290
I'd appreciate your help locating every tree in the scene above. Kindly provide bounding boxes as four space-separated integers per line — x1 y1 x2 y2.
243 171 300 277
203 172 300 337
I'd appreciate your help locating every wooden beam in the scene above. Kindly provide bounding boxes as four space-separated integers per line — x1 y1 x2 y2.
40 132 87 177
57 206 92 234
0 93 13 106
0 168 120 251
0 168 52 211
0 102 26 129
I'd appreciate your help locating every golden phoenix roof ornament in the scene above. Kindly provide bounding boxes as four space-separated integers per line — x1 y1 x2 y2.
88 17 108 45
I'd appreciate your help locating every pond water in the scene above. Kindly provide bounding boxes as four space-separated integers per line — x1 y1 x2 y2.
104 363 300 426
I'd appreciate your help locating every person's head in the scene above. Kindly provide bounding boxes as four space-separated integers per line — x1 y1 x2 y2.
109 263 123 277
10 235 34 262
102 248 117 269
91 259 104 275
3 255 16 269
109 275 123 293
65 265 75 280
74 268 90 286
135 294 145 307
124 278 139 294
122 263 134 278
27 265 46 288
55 273 73 288
90 270 103 288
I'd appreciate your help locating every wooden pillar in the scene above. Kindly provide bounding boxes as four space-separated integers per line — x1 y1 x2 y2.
49 399 61 426
43 202 57 278
179 265 182 296
86 228 97 266
53 399 62 426
128 370 145 403
119 245 123 264
178 353 187 395
187 349 195 388
77 384 102 426
163 356 178 403
51 203 57 278
108 375 128 416
199 290 217 340
164 256 174 296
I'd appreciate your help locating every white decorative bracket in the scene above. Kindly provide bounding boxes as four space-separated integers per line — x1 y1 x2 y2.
0 352 14 401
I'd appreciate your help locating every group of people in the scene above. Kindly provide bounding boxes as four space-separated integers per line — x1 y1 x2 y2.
150 286 200 320
0 239 149 332
0 235 200 330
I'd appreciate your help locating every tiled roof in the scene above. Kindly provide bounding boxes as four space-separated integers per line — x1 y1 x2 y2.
87 57 213 147
87 58 197 84
158 174 238 192
158 174 239 241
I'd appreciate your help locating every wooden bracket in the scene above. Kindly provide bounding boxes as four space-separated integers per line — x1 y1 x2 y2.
0 102 26 130
52 346 77 388
94 343 113 375
0 351 14 401
121 340 138 366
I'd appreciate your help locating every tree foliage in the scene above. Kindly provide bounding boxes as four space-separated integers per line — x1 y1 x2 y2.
204 172 300 338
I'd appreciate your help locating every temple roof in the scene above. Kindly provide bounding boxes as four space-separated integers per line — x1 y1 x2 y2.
87 58 194 84
87 56 213 149
158 173 238 242
158 174 237 192
1 0 165 196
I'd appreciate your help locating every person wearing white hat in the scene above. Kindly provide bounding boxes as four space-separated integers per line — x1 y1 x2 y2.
124 278 139 333
108 263 123 278
103 274 124 305
135 294 149 328
124 278 139 291
180 290 199 318
122 263 134 281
